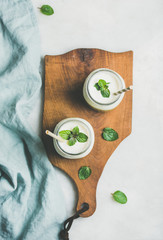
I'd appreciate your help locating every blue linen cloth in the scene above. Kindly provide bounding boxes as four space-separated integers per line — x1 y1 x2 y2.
0 0 66 239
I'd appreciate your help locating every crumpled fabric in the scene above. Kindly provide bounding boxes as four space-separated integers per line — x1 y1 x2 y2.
0 0 66 239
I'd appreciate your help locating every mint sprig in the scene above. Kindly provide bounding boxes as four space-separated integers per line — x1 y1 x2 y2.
59 126 88 146
94 79 110 98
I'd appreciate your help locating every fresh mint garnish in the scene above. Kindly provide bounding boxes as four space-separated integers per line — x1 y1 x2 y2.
101 87 110 97
72 126 79 136
94 83 101 91
78 166 91 180
40 5 54 15
112 191 127 204
68 137 76 146
98 79 107 88
94 79 110 98
59 126 88 146
102 128 118 141
76 133 88 142
59 130 71 140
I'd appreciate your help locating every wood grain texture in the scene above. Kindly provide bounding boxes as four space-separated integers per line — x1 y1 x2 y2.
43 48 133 217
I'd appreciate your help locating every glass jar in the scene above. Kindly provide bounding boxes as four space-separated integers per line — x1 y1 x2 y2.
83 68 125 111
53 117 95 159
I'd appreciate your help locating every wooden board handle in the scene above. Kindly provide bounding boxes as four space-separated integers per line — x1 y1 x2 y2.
76 180 97 217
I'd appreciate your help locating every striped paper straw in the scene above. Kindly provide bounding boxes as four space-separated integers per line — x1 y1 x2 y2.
113 85 133 95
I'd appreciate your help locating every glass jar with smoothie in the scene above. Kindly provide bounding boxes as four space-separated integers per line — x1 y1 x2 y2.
53 117 95 159
83 68 126 111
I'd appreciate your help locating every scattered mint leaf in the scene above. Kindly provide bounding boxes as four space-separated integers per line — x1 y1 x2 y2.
98 79 107 88
76 133 88 142
78 166 91 180
102 128 118 141
68 137 76 146
72 126 79 136
94 83 100 91
59 130 71 140
40 5 54 15
112 191 127 204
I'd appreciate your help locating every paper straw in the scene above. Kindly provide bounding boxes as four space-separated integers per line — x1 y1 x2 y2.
113 85 133 95
45 130 64 142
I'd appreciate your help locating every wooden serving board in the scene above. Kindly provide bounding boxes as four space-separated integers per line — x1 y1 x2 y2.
43 48 133 217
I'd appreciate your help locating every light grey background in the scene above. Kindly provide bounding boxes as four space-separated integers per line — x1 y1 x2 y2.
30 0 163 239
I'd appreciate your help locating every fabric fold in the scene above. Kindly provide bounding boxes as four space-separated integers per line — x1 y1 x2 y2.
0 0 66 239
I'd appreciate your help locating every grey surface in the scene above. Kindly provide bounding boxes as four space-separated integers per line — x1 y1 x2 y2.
29 0 163 239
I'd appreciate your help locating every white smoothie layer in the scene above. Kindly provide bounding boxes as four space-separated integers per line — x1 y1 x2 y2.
88 70 122 104
57 120 90 155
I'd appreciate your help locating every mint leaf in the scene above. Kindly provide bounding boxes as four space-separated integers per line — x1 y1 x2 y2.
102 128 118 141
78 166 91 180
40 5 54 15
112 191 127 204
94 83 100 91
98 79 107 88
101 88 110 98
76 133 88 142
68 137 76 146
72 126 79 136
59 130 71 140
94 79 110 98
59 126 88 146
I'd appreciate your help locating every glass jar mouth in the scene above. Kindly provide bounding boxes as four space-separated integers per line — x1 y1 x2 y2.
86 68 124 106
55 119 92 156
